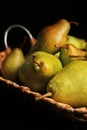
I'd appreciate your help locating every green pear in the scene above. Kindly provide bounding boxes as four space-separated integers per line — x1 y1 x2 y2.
28 19 71 55
59 44 86 66
66 35 87 50
1 48 25 81
46 60 87 107
19 51 63 93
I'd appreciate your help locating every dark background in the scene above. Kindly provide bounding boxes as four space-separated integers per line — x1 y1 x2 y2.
0 1 87 48
0 1 87 129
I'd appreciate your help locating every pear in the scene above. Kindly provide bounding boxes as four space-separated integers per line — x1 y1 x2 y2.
1 48 25 81
28 19 71 55
45 60 87 107
66 35 87 50
19 51 63 93
59 44 86 66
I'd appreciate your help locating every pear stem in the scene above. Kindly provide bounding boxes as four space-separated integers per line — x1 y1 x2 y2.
55 44 67 49
35 91 52 101
33 54 41 67
69 21 79 26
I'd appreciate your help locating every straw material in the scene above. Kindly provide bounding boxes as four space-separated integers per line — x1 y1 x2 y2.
0 50 87 122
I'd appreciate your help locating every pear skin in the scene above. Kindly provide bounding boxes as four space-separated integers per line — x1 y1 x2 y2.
1 48 25 81
47 60 87 107
19 51 63 93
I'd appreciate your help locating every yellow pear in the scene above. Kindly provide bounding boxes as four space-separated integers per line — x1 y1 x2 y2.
1 48 25 81
66 35 87 50
46 60 87 107
29 19 71 55
59 44 86 66
19 51 63 93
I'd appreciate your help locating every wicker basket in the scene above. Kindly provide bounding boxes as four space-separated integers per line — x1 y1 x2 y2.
0 50 87 122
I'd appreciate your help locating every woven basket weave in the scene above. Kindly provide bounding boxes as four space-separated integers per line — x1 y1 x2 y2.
0 50 87 122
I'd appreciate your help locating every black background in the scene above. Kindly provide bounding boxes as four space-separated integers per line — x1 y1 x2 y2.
0 1 87 129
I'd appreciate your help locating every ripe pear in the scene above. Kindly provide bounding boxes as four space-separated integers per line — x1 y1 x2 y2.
59 44 86 66
1 48 25 81
46 60 87 107
66 35 87 50
19 51 63 93
29 19 71 55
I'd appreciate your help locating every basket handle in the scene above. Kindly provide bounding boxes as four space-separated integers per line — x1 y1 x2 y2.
4 24 36 49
